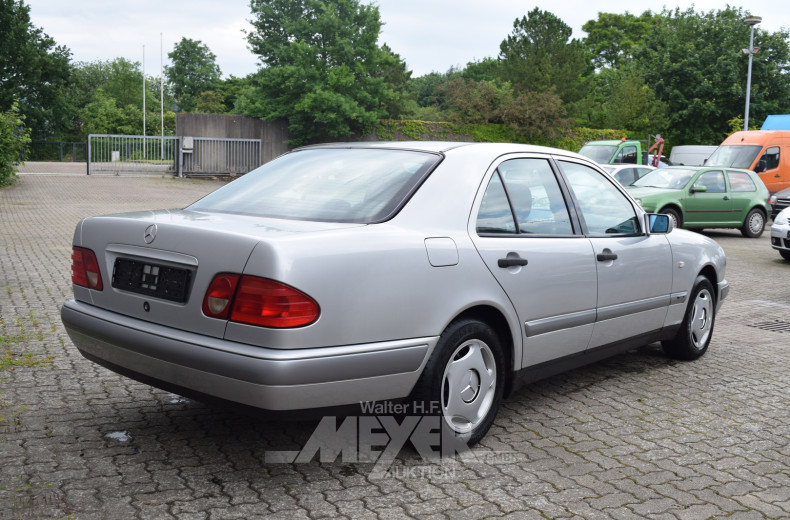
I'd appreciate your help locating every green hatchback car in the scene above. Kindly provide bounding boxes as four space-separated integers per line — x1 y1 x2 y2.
626 166 771 238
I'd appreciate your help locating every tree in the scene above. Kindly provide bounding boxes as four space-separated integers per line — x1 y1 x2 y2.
165 38 222 112
0 0 71 139
636 7 790 144
245 0 410 145
498 9 591 106
74 58 177 137
0 102 30 186
582 11 657 69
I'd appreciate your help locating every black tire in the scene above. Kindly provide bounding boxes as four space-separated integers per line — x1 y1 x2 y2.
660 207 681 229
662 275 716 360
780 250 790 261
411 318 505 447
741 208 765 238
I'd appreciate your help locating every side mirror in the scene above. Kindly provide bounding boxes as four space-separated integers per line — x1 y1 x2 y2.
646 213 673 234
690 184 707 193
755 159 767 173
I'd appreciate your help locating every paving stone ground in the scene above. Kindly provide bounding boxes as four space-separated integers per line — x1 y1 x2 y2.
1 171 789 520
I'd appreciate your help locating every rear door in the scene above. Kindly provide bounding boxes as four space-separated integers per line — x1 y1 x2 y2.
471 155 597 368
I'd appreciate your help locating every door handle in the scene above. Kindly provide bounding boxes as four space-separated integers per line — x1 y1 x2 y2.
498 257 528 268
723 196 730 200
597 251 618 261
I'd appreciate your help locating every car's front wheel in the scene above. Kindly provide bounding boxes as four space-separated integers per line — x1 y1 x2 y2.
411 318 505 447
660 207 681 229
741 208 766 238
662 275 715 360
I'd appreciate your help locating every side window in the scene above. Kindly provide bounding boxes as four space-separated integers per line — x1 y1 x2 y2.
727 171 757 192
497 158 574 235
559 161 640 236
614 167 637 185
695 171 726 193
616 145 638 164
762 146 780 170
476 172 516 234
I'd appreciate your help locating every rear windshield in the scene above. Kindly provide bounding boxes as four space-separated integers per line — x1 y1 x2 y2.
187 148 442 223
578 144 618 164
706 145 762 168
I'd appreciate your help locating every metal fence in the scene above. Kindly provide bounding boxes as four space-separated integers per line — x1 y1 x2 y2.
87 134 262 177
87 135 179 175
182 137 262 177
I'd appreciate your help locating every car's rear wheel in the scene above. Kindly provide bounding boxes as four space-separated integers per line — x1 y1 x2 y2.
662 275 715 360
780 250 790 261
741 208 765 238
660 207 681 229
411 318 504 447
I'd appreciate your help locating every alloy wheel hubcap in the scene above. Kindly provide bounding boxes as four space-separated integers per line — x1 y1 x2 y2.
690 288 713 349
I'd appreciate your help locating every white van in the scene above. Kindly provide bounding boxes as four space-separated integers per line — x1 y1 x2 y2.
669 145 717 166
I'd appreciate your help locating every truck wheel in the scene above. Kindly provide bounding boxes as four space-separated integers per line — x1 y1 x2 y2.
740 208 765 238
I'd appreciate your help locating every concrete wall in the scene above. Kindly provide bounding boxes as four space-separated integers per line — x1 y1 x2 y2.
177 113 291 164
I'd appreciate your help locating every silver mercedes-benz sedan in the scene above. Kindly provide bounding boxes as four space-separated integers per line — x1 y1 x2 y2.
62 142 728 445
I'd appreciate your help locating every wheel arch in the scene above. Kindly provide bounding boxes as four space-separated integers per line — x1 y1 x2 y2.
659 203 684 225
451 305 516 397
698 264 719 302
745 205 767 223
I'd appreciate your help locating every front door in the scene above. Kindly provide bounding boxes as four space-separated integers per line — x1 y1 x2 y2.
556 159 673 348
684 170 734 226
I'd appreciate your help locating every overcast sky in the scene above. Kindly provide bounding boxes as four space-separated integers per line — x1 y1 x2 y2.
24 0 789 79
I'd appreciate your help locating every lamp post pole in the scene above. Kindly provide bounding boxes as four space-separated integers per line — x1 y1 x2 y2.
743 16 762 131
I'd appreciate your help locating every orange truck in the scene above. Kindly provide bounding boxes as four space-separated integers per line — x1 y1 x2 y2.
706 130 790 193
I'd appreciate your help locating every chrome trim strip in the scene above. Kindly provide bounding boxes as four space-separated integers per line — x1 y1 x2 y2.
596 295 670 321
525 309 596 337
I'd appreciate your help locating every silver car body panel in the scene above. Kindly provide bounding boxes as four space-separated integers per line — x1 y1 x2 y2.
62 142 729 411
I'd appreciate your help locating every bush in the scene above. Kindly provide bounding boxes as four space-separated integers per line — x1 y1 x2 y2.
0 103 31 187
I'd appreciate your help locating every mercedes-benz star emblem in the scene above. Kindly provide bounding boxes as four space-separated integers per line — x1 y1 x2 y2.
144 224 157 244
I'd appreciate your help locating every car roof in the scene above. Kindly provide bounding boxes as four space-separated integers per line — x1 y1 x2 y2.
295 141 591 160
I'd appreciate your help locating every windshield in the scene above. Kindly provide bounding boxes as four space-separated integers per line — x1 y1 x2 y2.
188 148 442 223
578 144 618 164
632 168 696 189
705 145 761 168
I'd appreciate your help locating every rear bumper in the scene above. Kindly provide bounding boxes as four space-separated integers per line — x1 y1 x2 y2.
61 299 434 410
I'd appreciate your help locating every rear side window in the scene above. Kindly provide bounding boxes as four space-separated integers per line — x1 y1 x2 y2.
727 171 757 192
188 148 441 223
476 158 574 235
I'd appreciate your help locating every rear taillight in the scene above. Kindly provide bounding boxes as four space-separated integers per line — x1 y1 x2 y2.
203 274 319 328
71 247 104 290
202 274 240 319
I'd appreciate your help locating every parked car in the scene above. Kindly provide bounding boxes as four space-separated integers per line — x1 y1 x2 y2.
771 207 790 261
626 166 771 238
601 164 655 185
768 187 790 220
62 142 729 446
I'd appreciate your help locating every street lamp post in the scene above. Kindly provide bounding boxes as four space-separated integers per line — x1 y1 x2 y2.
743 15 762 131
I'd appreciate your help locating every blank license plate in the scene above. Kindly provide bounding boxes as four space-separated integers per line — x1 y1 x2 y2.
112 258 191 303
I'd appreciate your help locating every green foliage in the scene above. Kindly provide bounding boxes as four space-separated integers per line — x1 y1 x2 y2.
0 0 71 140
0 103 31 187
582 11 657 69
499 90 574 141
499 8 592 106
437 78 510 124
245 0 410 145
635 7 790 145
73 59 177 137
165 38 222 113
